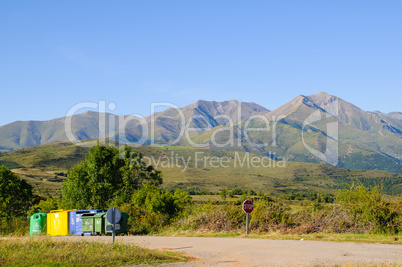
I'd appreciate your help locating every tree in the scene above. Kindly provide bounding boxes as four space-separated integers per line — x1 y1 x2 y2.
62 145 162 209
28 196 59 217
0 166 33 218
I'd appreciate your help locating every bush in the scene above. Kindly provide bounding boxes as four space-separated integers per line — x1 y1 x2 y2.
170 185 402 235
0 216 29 236
120 185 192 234
337 184 402 234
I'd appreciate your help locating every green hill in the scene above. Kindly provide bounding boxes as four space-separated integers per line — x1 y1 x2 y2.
1 141 401 197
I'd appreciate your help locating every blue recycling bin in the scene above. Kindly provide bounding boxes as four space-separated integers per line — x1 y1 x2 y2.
70 209 106 235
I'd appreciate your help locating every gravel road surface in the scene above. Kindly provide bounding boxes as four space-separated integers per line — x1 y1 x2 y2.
55 236 402 266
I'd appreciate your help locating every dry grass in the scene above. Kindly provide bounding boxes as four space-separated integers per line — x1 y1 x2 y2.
0 236 189 266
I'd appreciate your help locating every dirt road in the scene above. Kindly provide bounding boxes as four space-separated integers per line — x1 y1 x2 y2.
56 236 402 266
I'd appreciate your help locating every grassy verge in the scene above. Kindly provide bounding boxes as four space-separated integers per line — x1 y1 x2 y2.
0 237 189 266
158 230 402 245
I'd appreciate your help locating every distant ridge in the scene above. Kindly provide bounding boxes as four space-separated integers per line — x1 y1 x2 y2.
0 94 401 173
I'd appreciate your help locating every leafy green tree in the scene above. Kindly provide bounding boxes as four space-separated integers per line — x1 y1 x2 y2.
0 166 33 218
28 197 59 217
62 145 162 209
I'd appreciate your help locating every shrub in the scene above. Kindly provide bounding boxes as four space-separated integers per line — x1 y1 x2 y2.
0 216 29 236
121 185 192 234
337 184 402 234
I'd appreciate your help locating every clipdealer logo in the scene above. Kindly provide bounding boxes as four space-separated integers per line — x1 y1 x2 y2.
63 99 339 168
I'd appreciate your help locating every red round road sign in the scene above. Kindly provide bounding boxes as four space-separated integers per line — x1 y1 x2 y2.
242 199 254 214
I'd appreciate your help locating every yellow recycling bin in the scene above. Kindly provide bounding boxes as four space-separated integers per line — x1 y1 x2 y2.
47 209 76 236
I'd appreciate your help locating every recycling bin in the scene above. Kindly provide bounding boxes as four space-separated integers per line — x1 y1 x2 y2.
94 212 106 235
105 212 129 235
81 213 97 236
70 209 106 235
47 209 75 236
29 212 47 236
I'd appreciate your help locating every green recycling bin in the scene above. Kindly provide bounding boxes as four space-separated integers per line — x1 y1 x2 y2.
81 213 96 236
94 212 106 235
30 213 47 236
105 212 129 235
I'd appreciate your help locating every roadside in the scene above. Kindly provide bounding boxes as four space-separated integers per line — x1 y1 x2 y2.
156 231 402 245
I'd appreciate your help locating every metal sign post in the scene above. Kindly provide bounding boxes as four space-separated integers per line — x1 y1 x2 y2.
246 213 250 235
112 207 115 243
106 207 121 243
242 200 254 235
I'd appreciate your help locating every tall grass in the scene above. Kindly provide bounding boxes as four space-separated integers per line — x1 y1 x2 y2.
0 237 188 266
169 185 402 236
0 216 29 236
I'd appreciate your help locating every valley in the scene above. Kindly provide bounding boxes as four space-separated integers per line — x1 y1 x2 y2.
1 141 401 197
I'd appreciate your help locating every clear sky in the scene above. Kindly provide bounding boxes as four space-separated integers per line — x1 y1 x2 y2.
1 1 401 126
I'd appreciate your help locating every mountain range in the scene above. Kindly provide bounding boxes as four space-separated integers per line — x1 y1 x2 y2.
1 92 401 173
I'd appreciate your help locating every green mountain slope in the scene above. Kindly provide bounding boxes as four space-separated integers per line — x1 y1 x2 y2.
177 93 402 173
0 93 401 173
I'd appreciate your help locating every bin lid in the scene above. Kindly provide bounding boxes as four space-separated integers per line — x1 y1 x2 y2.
81 213 97 218
94 212 106 218
49 209 76 213
74 210 91 214
31 212 47 219
89 209 107 213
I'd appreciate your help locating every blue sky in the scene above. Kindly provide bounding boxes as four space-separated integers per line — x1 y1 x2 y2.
1 1 401 126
